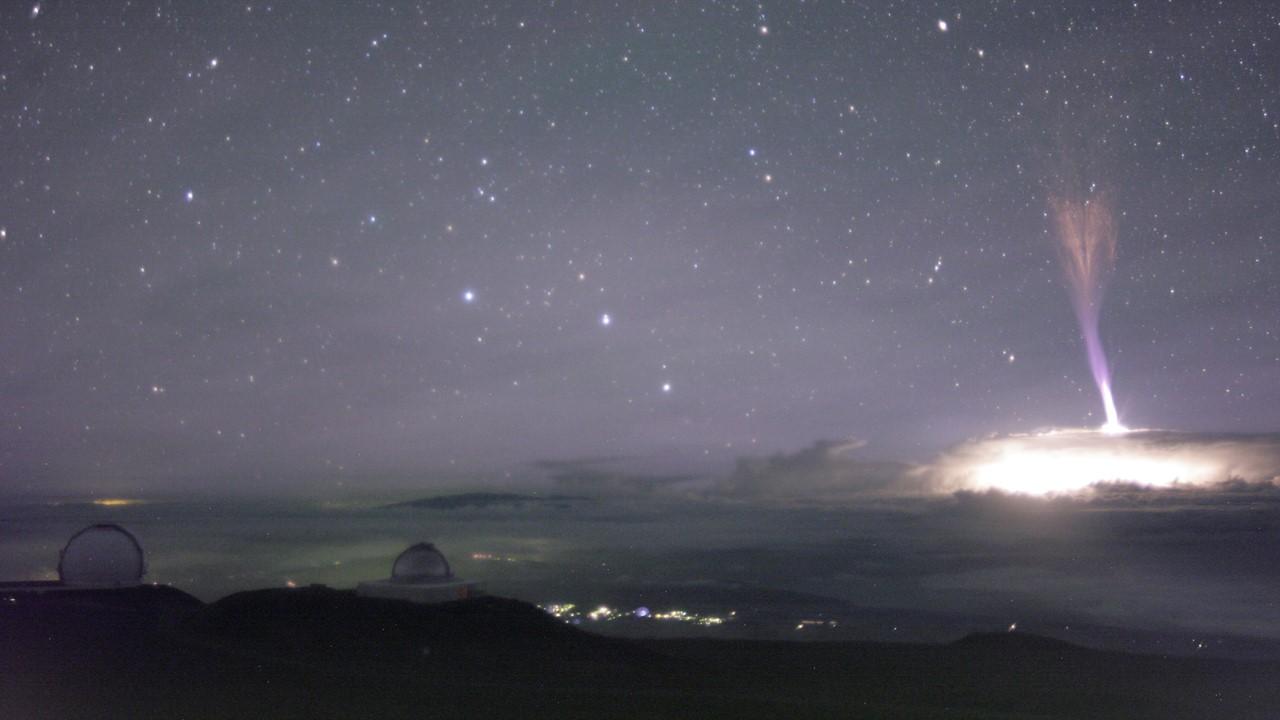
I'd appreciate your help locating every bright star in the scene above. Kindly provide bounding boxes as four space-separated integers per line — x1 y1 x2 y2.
600 313 611 326
463 290 475 303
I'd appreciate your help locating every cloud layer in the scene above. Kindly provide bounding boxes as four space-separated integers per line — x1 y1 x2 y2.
707 430 1280 503
709 440 916 502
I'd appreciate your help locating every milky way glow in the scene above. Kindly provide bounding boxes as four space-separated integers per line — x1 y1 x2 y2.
919 429 1280 496
1051 196 1123 432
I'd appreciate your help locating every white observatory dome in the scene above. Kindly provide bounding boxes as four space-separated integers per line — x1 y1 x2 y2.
391 543 453 583
58 523 146 587
357 542 478 603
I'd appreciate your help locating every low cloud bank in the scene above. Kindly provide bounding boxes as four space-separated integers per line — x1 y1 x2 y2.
708 440 916 502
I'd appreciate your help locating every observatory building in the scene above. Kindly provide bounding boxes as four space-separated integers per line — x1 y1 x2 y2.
59 523 147 587
356 542 479 604
0 523 146 594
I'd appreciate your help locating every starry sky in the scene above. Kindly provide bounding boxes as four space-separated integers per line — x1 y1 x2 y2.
2 1 1278 494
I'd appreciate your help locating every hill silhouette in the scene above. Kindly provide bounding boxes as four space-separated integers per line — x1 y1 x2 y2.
2 584 1277 719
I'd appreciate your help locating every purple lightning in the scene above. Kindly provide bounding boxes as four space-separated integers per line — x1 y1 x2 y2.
1051 196 1124 434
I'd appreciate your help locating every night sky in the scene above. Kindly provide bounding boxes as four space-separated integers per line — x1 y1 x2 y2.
3 2 1278 494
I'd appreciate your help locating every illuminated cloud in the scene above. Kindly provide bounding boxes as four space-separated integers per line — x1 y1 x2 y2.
711 431 1280 503
916 429 1280 496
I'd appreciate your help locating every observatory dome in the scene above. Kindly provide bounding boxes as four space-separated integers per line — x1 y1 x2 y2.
357 542 477 603
391 543 453 583
58 523 146 587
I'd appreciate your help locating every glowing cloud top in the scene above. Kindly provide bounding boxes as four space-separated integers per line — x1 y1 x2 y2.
919 429 1280 496
1051 196 1123 432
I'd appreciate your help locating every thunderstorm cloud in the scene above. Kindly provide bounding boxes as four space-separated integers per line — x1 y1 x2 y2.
711 431 1280 503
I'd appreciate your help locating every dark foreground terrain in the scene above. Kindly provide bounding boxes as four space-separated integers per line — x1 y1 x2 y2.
2 585 1275 719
